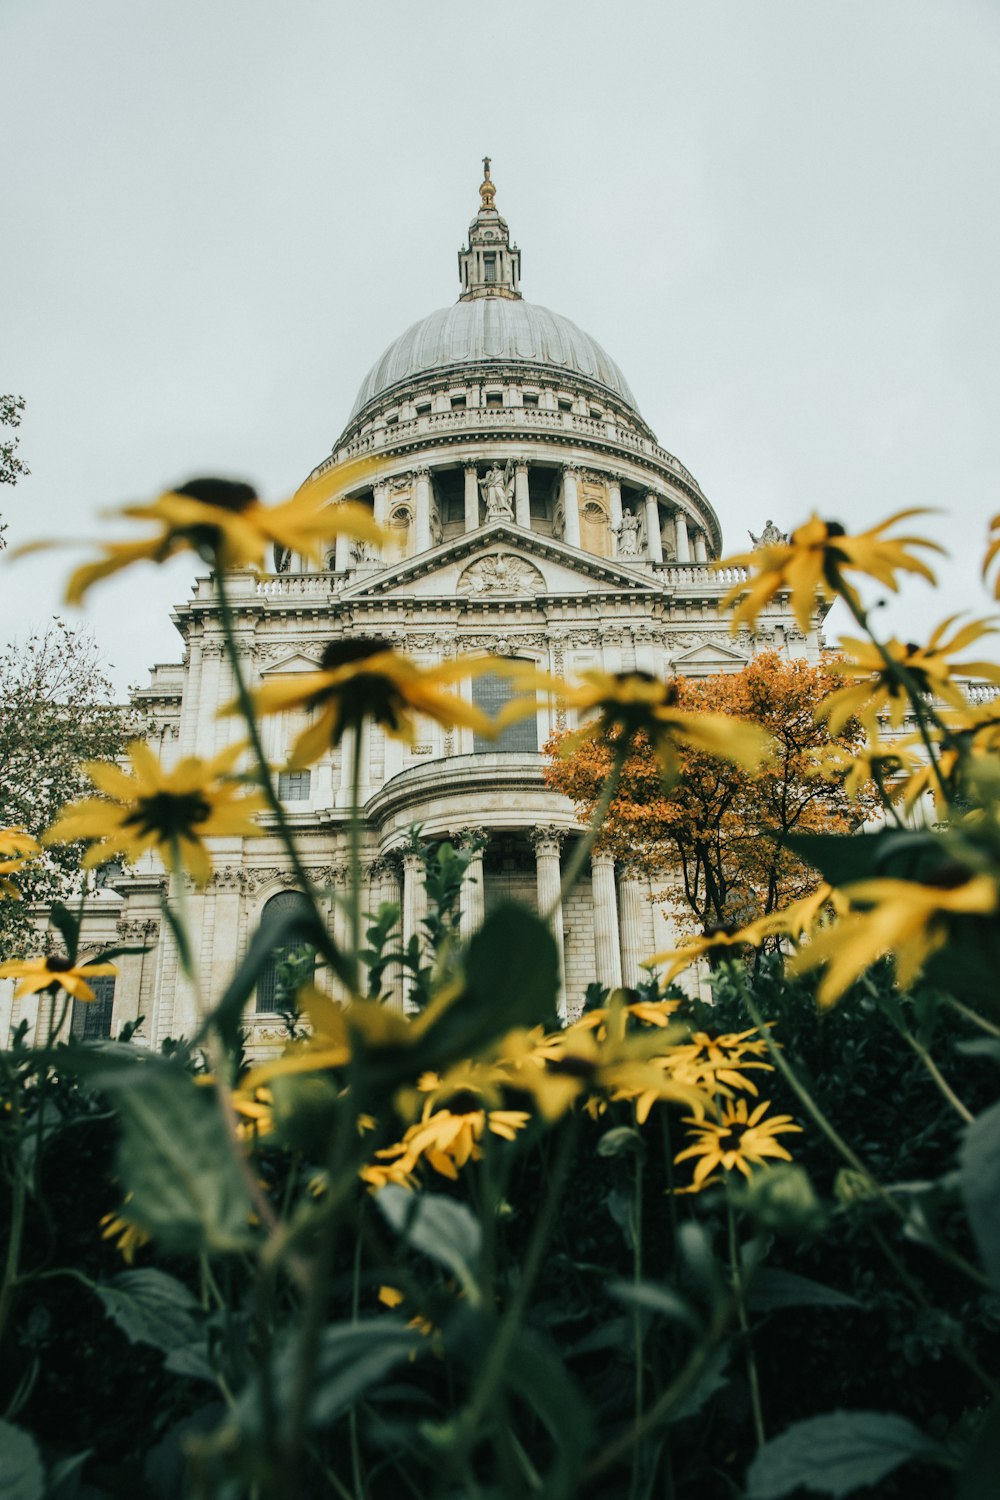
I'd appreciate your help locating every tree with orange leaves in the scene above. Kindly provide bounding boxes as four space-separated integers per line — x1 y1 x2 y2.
544 652 878 933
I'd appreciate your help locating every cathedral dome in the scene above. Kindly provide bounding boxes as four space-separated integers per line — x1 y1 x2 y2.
348 298 640 421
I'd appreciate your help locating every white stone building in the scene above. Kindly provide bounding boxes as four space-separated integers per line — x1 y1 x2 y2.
5 164 821 1048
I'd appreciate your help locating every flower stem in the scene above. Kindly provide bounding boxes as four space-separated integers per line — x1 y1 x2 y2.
727 1198 765 1449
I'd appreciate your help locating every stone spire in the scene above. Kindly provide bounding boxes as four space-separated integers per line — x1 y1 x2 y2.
457 157 522 302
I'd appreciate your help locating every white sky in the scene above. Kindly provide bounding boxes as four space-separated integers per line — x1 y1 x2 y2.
2 0 998 694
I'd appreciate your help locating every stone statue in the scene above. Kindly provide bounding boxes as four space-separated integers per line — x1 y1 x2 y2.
480 460 514 521
619 508 639 557
748 519 787 548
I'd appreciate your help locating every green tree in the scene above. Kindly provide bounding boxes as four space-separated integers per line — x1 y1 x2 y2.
0 619 140 959
0 393 30 552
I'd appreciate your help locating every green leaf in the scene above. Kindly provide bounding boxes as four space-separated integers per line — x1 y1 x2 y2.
160 900 194 981
234 1322 421 1435
503 1329 592 1500
960 1100 1000 1291
0 1421 43 1500
418 903 559 1068
782 829 946 888
95 1269 203 1353
746 1411 943 1498
46 1449 91 1500
48 902 80 962
958 1400 1000 1500
747 1268 861 1313
670 1345 731 1423
375 1186 481 1302
597 1126 646 1160
196 900 342 1056
609 1278 700 1330
111 1068 255 1254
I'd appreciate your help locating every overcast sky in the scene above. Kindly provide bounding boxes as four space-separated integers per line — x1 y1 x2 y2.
2 0 998 694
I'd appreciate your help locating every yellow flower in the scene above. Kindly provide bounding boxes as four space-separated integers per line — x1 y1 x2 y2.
646 924 771 985
810 736 924 804
819 618 1000 734
496 1015 710 1123
789 872 999 1007
984 513 1000 600
100 1204 151 1264
245 640 496 767
0 953 118 1002
674 1097 802 1189
663 1029 773 1097
507 666 772 783
42 741 265 887
45 468 385 603
718 510 943 634
0 828 40 898
373 1087 532 1182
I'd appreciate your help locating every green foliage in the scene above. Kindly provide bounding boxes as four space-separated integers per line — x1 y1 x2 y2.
746 1410 949 1498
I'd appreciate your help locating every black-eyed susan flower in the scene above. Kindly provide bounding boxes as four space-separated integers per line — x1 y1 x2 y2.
718 510 943 634
20 468 384 604
372 1086 532 1182
818 617 1000 734
245 639 496 767
663 1028 773 1097
99 1197 151 1264
502 666 772 784
646 925 771 985
0 828 40 898
674 1097 802 1189
810 736 924 805
788 871 999 1007
42 741 265 887
0 953 118 1002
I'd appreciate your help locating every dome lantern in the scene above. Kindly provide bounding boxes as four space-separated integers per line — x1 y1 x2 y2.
458 156 522 302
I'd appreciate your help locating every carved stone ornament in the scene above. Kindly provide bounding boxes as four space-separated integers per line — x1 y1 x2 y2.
210 866 247 892
456 553 545 598
748 519 788 548
116 918 159 943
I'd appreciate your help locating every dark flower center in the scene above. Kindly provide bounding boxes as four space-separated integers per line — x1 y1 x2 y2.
924 863 973 891
443 1089 483 1116
174 477 259 513
823 521 847 539
123 791 213 839
717 1128 744 1152
546 1055 595 1080
46 955 73 972
321 638 393 671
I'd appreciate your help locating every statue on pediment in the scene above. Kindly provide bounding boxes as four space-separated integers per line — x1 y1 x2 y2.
748 519 787 548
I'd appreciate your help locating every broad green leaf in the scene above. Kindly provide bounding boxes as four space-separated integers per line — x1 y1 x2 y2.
746 1410 943 1498
112 1069 255 1254
197 900 345 1056
747 1268 861 1313
160 900 194 980
503 1329 592 1500
782 829 947 888
670 1345 731 1423
609 1277 700 1330
95 1268 203 1352
46 1449 91 1500
375 1185 481 1301
0 1421 43 1500
418 904 559 1068
234 1321 420 1435
960 1100 1000 1291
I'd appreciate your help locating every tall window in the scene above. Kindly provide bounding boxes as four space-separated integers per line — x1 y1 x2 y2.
255 891 316 1014
278 769 311 801
472 660 538 753
483 254 497 283
71 975 115 1041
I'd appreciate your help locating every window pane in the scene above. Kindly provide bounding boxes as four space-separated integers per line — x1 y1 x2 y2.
278 769 311 801
71 976 115 1041
472 665 538 753
256 891 316 1013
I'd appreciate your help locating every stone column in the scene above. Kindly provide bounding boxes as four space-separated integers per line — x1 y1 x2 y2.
674 510 691 563
335 515 354 573
514 461 531 528
532 829 567 1018
618 865 646 989
337 724 370 807
694 531 708 563
644 493 664 564
608 476 623 555
378 855 405 1012
373 481 390 559
459 829 487 942
414 468 432 552
561 466 581 548
401 849 426 1011
464 465 479 532
591 853 623 991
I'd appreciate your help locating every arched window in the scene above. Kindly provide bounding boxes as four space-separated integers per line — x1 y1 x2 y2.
471 659 538 753
255 891 316 1014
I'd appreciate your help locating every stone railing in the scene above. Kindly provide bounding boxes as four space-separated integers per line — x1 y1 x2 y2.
323 405 705 498
654 564 748 588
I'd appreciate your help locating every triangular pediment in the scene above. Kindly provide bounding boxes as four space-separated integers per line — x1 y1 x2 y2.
259 649 324 676
672 638 750 674
336 522 661 604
